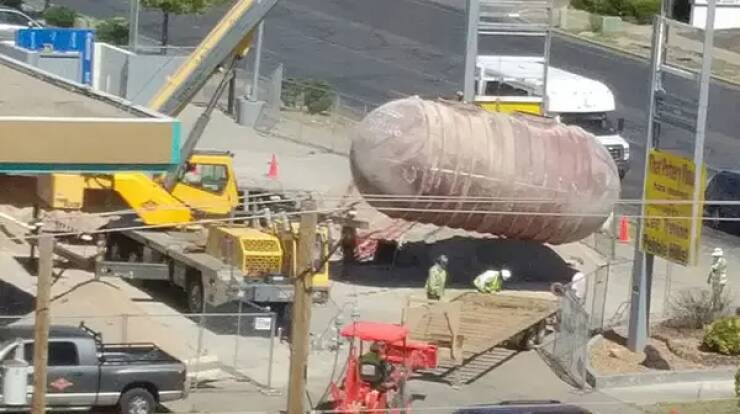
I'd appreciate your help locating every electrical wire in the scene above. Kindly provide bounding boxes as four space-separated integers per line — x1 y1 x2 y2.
8 207 349 242
318 193 740 206
361 205 736 221
36 191 311 220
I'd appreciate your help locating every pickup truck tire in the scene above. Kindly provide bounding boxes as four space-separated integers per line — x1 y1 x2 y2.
119 388 156 414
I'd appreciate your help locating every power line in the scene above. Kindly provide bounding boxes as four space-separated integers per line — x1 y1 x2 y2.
353 203 740 222
320 193 740 206
0 193 311 227
9 207 348 243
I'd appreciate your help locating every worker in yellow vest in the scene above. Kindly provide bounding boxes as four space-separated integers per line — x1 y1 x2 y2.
473 269 511 293
425 255 449 300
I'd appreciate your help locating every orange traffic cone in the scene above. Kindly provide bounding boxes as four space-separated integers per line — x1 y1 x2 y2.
618 216 630 243
267 154 278 179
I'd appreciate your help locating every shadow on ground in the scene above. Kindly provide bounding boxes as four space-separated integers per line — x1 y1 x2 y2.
339 237 576 289
0 279 35 324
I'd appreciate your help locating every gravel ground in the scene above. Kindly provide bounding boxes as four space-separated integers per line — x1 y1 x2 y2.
590 324 740 376
590 330 702 375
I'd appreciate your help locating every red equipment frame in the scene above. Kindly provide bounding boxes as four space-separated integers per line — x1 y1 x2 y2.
328 322 438 413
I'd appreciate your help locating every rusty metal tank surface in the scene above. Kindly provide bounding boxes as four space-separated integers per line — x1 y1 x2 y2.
349 97 621 245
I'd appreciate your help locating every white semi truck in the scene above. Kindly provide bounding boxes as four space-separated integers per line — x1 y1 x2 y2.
475 55 631 179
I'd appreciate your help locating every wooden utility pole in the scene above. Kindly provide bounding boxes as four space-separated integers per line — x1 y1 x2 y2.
31 234 54 414
286 200 317 414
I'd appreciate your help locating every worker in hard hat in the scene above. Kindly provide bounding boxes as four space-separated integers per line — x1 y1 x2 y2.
707 247 728 311
473 269 511 293
570 272 586 304
425 255 449 300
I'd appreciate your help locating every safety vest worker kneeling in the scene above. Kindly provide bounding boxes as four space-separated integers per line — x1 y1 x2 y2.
473 269 512 293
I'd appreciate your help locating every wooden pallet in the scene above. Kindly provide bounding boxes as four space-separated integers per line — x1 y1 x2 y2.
403 292 558 378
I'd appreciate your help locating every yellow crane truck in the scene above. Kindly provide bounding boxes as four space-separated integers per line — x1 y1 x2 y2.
30 0 351 320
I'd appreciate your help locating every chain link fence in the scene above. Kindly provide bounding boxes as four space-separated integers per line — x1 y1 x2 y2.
0 311 279 393
539 283 591 388
187 59 382 155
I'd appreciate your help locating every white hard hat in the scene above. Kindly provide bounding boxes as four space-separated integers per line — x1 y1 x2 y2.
501 269 512 281
712 248 724 256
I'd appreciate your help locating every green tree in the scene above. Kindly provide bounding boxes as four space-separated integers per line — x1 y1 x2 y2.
140 0 225 48
0 0 23 10
96 18 129 46
42 6 77 28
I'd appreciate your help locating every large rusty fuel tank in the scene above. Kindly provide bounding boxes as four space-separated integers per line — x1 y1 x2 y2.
349 97 620 245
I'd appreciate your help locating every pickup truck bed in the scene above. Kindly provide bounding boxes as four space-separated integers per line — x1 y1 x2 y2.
101 343 180 364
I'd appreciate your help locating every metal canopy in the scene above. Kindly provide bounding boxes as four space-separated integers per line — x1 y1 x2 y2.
0 55 180 173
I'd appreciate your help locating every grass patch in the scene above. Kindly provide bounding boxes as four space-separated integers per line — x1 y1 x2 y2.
644 399 739 414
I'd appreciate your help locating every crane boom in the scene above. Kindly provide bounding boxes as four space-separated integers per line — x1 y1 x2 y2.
147 0 278 117
35 0 279 225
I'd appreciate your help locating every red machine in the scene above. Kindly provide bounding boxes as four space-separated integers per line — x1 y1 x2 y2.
329 321 438 413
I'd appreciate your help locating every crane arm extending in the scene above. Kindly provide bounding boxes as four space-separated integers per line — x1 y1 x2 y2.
147 0 278 117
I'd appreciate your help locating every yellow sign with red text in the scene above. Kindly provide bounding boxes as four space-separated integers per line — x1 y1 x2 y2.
641 150 706 266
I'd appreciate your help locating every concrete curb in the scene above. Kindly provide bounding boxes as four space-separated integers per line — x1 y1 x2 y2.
256 128 350 158
554 29 740 89
585 334 737 389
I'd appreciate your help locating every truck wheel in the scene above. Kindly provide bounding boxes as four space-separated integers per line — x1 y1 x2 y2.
119 388 155 414
520 328 539 351
187 277 204 314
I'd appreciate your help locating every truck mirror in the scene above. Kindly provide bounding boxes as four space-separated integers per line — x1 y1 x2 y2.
617 118 625 133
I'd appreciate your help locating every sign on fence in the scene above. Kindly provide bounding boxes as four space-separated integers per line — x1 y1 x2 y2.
641 149 706 266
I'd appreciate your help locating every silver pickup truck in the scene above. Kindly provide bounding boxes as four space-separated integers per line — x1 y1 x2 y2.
0 324 188 414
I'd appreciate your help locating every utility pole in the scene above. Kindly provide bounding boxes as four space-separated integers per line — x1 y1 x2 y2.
628 0 715 351
31 234 54 414
286 200 317 414
463 0 480 103
249 21 265 101
128 0 140 53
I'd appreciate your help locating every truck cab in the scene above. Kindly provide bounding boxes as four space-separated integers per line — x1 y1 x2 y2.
170 151 240 217
474 55 631 180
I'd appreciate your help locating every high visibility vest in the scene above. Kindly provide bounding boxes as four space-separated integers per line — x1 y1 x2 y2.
474 271 502 293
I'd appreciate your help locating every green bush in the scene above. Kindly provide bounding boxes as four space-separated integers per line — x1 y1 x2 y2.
0 0 23 9
43 6 77 28
735 367 740 398
281 78 302 108
280 78 335 114
570 0 659 23
627 0 660 24
303 80 334 114
96 17 129 46
703 316 740 355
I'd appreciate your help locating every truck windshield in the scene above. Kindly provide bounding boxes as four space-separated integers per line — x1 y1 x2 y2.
558 112 615 136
